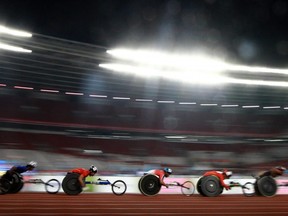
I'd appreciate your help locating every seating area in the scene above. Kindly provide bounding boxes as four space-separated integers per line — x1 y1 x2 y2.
0 92 286 136
0 91 287 175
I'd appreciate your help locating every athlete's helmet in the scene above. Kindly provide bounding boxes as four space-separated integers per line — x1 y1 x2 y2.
89 165 98 173
164 167 172 174
225 171 233 177
223 169 232 177
27 161 37 168
275 166 286 171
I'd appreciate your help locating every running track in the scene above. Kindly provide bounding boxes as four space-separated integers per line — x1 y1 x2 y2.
1 193 287 215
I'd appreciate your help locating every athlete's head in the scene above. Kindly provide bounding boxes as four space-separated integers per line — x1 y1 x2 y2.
163 167 172 177
275 166 286 172
27 161 37 170
89 165 98 176
223 169 233 178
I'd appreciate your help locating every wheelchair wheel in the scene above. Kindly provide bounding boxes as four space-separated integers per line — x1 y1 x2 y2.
111 180 127 195
200 176 223 197
257 176 277 197
181 181 195 196
196 177 206 196
242 182 255 197
45 179 60 194
254 181 261 196
0 178 11 195
138 174 161 196
62 173 82 195
8 172 24 193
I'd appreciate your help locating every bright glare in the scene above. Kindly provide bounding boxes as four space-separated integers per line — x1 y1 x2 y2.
103 48 288 88
227 64 288 75
0 42 32 53
107 49 226 73
0 25 32 37
100 63 288 87
99 63 225 84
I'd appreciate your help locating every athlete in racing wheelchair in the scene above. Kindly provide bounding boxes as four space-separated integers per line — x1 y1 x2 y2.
0 161 37 194
138 167 172 196
197 169 233 197
253 166 286 197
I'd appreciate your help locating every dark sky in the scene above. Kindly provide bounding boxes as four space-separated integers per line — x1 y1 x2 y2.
0 0 288 66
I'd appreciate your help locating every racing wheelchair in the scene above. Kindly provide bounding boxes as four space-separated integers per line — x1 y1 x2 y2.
0 171 60 194
138 174 195 196
61 173 127 195
0 172 25 194
196 175 278 197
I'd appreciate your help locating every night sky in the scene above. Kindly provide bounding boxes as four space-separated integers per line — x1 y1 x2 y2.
0 0 288 67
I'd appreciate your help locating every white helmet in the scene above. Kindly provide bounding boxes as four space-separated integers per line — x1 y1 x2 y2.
89 165 98 173
27 161 37 168
225 171 233 177
275 166 286 171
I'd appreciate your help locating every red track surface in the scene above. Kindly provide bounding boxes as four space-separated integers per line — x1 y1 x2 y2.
1 193 288 215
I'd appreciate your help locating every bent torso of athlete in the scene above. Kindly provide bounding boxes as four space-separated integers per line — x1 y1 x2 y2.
2 161 37 181
70 168 90 187
147 168 172 188
259 166 286 178
203 171 231 190
70 165 97 188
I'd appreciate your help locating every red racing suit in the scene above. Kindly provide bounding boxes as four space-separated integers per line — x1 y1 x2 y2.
148 169 165 180
70 168 90 178
203 171 230 190
147 169 168 187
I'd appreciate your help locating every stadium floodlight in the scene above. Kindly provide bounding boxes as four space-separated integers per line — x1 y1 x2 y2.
0 42 31 52
0 25 32 37
227 64 288 75
99 63 226 85
104 48 288 88
108 49 288 75
100 63 288 87
107 49 226 73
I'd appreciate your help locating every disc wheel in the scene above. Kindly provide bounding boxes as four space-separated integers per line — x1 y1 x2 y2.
138 174 161 196
200 176 223 197
62 173 82 195
8 172 24 193
196 177 206 196
242 182 255 197
181 181 195 196
257 176 277 197
0 178 11 195
45 179 60 194
111 180 127 195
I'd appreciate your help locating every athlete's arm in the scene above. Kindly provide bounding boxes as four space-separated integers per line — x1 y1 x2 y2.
78 174 86 187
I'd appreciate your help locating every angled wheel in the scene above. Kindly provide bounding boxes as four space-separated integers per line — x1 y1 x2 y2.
242 182 255 197
257 176 277 197
196 177 206 196
200 176 222 197
111 180 127 195
138 174 161 196
45 179 60 194
8 172 24 193
0 178 11 195
181 181 195 196
62 173 82 195
254 181 261 196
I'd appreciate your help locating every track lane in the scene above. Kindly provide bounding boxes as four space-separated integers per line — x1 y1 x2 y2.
1 193 288 215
